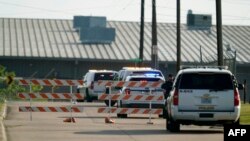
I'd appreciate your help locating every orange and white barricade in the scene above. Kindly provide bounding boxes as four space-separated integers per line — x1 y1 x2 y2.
19 106 83 112
18 93 84 99
18 79 84 122
96 80 163 88
98 94 164 101
19 79 83 86
98 107 162 115
96 80 164 124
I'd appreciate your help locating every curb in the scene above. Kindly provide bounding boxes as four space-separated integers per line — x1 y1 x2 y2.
0 100 8 141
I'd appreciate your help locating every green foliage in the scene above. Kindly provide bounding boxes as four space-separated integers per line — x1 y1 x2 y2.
31 85 43 93
0 65 43 102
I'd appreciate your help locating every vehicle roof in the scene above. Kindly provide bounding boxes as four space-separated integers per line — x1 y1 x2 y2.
88 70 117 73
122 67 153 70
179 68 232 74
125 75 165 81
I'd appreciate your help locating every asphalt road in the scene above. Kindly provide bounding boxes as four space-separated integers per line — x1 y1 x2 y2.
3 101 224 141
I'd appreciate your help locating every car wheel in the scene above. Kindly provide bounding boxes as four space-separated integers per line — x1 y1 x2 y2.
117 114 127 118
167 118 180 132
76 88 85 102
104 100 117 107
232 118 240 125
86 89 93 102
160 108 167 119
76 99 85 102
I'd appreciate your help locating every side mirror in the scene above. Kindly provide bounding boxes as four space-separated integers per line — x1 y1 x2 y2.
238 84 244 90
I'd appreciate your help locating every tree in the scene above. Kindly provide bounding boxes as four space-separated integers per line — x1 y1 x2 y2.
0 65 25 102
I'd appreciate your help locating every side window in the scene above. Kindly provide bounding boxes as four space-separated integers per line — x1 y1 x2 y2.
119 71 124 81
83 73 89 85
113 72 119 81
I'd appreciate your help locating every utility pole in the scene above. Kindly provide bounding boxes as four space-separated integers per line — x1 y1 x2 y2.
176 0 181 72
139 0 145 67
216 0 223 66
152 0 158 69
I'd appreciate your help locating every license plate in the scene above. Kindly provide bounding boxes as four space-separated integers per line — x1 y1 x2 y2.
201 97 212 104
198 106 214 110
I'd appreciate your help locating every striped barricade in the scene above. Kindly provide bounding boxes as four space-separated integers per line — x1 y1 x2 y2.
96 80 163 88
98 94 164 101
98 107 162 115
96 80 165 123
18 93 84 99
19 106 83 112
19 79 83 86
17 79 84 121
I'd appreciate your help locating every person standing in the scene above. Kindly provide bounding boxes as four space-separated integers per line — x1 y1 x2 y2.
161 74 174 99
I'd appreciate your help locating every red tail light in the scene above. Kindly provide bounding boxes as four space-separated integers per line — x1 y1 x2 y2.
125 88 131 95
173 89 179 106
234 88 240 106
90 81 94 90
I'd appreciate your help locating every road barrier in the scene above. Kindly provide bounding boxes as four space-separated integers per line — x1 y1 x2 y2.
97 80 162 88
18 93 83 99
98 107 162 115
18 79 84 122
98 94 164 101
96 80 164 124
19 106 83 112
19 79 83 86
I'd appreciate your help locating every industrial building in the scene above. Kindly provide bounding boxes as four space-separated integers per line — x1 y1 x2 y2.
0 13 250 98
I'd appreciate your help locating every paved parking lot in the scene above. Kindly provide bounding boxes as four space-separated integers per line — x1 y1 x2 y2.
3 101 223 141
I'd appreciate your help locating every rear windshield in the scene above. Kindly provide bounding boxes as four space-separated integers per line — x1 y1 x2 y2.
132 71 163 77
129 78 161 82
179 73 233 89
94 73 115 81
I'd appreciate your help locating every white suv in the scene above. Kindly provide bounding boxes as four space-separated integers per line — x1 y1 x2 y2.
166 66 242 132
78 70 117 102
118 75 165 118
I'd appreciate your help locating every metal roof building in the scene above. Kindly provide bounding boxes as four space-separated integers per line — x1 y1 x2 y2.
0 17 250 79
0 18 250 63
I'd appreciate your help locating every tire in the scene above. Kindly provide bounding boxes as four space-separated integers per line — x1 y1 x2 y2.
166 118 180 132
86 89 93 102
104 87 117 106
117 113 127 118
116 101 127 118
76 88 85 102
160 108 167 119
104 100 117 107
159 114 163 118
77 99 85 102
232 118 240 125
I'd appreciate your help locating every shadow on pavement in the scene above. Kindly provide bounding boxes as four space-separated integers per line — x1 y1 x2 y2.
74 128 223 135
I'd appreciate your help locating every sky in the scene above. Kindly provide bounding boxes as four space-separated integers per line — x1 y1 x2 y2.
0 0 250 25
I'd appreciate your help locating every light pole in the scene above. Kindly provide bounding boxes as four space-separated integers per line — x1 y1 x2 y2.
216 0 224 66
139 0 145 67
176 0 181 72
152 0 158 69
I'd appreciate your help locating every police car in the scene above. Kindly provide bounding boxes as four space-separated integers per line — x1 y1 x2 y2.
166 66 242 132
118 73 165 118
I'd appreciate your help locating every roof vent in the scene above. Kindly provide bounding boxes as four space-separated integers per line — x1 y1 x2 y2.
73 16 115 44
187 10 212 30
